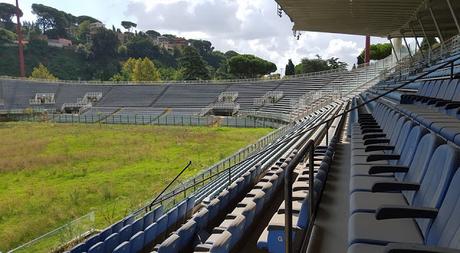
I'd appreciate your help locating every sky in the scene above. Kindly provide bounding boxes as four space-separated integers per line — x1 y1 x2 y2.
3 0 388 73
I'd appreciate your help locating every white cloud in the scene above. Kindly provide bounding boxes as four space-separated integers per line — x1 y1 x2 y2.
126 0 388 73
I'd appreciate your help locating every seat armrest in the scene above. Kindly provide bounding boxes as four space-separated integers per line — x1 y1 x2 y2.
212 227 226 233
434 100 450 107
385 243 460 253
375 205 438 220
362 128 383 134
362 133 386 140
367 154 400 162
364 138 390 145
371 182 420 192
368 165 409 174
365 145 395 152
445 102 460 110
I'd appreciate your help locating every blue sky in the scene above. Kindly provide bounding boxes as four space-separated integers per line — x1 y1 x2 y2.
3 0 388 72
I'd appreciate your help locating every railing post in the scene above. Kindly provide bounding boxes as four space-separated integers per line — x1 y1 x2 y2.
284 155 293 253
309 144 315 218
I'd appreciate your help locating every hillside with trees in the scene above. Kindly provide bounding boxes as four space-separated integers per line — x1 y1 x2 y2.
0 3 279 81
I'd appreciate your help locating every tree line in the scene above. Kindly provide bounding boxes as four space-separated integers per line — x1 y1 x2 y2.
0 3 278 81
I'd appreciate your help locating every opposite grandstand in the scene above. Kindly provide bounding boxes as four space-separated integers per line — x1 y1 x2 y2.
1 0 460 253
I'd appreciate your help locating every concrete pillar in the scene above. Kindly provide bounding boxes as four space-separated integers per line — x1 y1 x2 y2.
392 38 402 62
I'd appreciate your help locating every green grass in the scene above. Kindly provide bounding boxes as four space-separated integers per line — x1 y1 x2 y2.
0 122 271 251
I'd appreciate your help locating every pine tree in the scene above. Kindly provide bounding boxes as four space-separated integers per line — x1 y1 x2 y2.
285 59 295 76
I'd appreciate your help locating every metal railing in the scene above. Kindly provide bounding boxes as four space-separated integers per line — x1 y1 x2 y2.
6 113 286 129
0 66 343 86
7 212 95 253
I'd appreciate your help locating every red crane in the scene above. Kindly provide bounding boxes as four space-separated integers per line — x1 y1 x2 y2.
16 0 25 78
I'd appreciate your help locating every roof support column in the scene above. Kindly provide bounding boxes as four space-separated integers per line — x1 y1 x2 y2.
418 18 432 63
410 23 425 59
388 37 400 63
402 32 413 61
429 6 445 55
446 0 460 34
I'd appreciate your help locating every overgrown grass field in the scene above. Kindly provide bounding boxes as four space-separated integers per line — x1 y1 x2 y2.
0 122 271 251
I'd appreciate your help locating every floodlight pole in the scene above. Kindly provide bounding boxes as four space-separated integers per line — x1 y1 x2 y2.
16 0 25 78
445 0 460 34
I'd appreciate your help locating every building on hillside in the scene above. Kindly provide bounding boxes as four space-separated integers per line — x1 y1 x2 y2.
157 36 190 52
48 38 72 48
89 22 105 34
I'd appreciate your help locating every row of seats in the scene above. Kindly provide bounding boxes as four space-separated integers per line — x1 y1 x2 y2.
257 104 347 253
363 87 460 146
68 206 163 253
193 151 299 253
257 140 337 253
149 152 296 253
348 101 460 252
68 196 195 253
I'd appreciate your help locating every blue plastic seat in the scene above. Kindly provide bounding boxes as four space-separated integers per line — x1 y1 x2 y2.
131 217 144 235
88 241 104 253
348 144 460 246
156 214 169 239
99 227 112 241
112 241 130 253
118 224 132 243
193 208 209 231
157 233 180 253
143 211 155 230
143 222 158 246
176 199 188 224
176 219 197 249
129 231 144 253
85 234 101 250
69 242 87 253
103 232 119 253
111 220 124 234
153 206 164 221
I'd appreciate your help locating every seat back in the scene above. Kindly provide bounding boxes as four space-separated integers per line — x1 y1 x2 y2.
104 233 120 253
452 79 460 102
388 121 414 166
394 126 428 170
435 79 450 99
443 79 459 101
412 145 460 237
399 134 444 202
417 82 428 96
158 233 180 253
112 241 129 253
389 116 408 147
129 231 144 253
426 169 460 248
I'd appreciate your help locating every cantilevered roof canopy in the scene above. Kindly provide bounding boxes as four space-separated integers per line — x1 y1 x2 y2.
276 0 460 38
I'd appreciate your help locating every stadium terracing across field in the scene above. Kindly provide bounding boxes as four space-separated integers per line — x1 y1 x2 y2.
3 0 460 253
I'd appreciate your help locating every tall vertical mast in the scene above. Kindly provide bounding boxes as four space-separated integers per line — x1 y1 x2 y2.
16 0 25 78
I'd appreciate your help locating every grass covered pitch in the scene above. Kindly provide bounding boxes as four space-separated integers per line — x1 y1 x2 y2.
0 122 271 251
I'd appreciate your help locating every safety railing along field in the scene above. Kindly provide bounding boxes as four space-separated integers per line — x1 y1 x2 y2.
6 113 287 129
0 65 344 86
